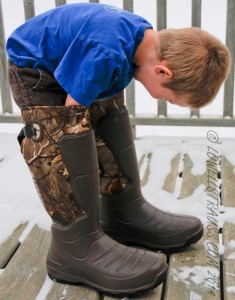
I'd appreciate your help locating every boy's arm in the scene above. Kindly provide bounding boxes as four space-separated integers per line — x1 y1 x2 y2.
65 94 81 106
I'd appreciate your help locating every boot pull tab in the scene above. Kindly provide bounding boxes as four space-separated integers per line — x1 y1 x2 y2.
17 125 37 145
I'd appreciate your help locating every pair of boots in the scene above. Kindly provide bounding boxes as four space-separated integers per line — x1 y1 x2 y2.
18 100 203 296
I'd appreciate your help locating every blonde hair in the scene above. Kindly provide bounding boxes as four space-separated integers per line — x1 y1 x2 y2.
158 27 231 109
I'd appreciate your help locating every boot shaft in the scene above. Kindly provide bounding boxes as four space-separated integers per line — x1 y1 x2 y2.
58 130 100 234
86 92 132 196
20 106 93 225
95 106 141 199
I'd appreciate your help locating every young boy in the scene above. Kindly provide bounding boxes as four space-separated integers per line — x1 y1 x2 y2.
6 2 231 296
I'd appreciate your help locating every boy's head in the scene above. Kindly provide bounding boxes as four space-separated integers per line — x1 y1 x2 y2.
157 27 231 109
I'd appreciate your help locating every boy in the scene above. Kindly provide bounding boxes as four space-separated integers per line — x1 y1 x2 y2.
6 2 231 296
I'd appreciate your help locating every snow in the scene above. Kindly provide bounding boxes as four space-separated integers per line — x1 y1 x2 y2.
225 238 235 261
190 291 202 300
35 276 54 300
228 240 235 248
219 244 225 256
0 130 51 245
228 252 235 260
171 266 219 288
227 286 235 294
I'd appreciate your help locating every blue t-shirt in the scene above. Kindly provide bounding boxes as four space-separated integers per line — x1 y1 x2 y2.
6 3 152 106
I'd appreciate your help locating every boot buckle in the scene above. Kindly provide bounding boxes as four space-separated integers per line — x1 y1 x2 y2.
26 119 43 142
17 120 43 145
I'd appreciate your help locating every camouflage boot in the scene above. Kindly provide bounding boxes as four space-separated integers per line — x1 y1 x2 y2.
19 105 167 296
96 94 203 252
20 106 91 224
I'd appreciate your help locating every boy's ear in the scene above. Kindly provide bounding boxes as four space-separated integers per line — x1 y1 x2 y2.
154 65 173 79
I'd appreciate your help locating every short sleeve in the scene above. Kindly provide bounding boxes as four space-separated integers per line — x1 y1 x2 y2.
54 38 117 106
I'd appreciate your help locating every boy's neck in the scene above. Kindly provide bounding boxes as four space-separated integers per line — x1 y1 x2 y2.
133 29 160 67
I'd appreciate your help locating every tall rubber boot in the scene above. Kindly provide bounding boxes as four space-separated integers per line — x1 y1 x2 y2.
19 106 167 296
96 107 204 252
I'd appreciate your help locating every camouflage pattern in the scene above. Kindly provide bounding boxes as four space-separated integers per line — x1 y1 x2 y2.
96 137 129 195
20 92 128 225
90 92 129 196
21 105 90 225
89 92 125 129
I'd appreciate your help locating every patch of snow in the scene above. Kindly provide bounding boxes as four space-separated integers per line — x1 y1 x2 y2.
227 286 235 294
35 275 54 300
172 266 219 289
218 244 225 255
228 240 235 249
190 291 202 300
228 252 235 260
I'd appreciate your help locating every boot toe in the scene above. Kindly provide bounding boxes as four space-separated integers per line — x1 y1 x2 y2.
159 212 204 249
48 231 168 296
180 215 204 248
139 210 204 250
88 236 168 295
101 198 204 251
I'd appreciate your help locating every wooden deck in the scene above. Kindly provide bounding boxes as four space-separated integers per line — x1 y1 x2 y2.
0 145 235 300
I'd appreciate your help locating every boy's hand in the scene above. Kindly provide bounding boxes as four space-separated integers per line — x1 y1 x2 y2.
65 94 80 106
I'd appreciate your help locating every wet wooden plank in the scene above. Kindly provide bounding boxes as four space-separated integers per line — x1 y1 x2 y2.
221 155 235 207
223 222 235 300
46 281 100 300
139 152 152 187
0 223 27 268
164 230 220 300
164 151 220 299
139 151 180 192
221 155 235 300
179 153 207 199
162 152 180 193
0 225 50 300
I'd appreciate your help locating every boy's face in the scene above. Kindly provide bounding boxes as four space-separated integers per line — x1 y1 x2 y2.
152 83 188 107
135 69 189 107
